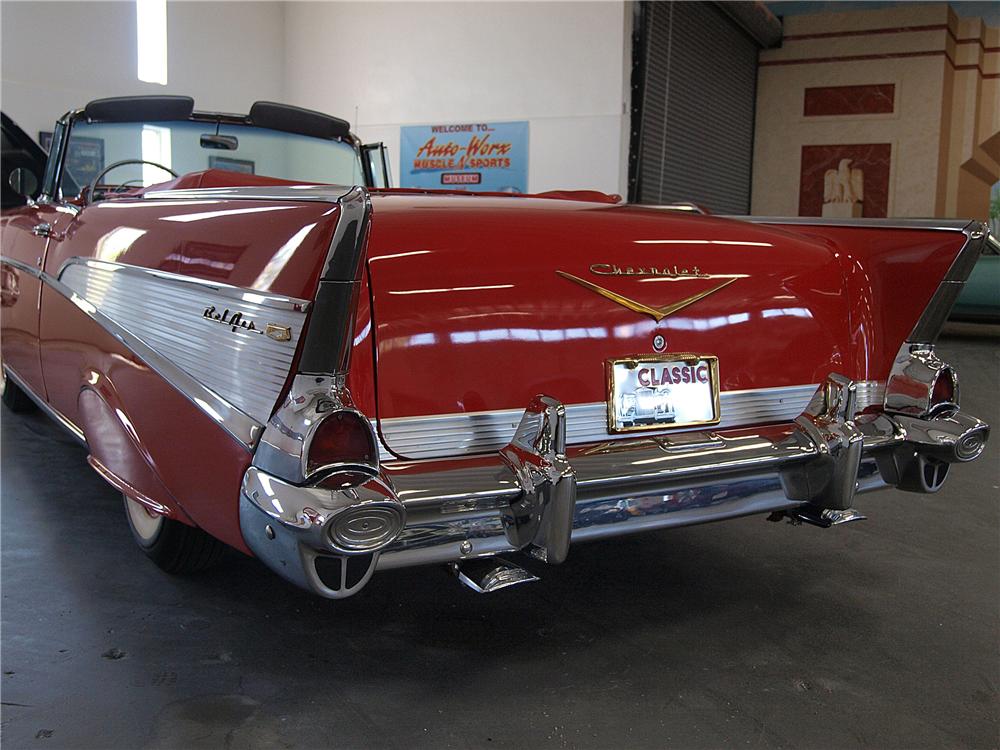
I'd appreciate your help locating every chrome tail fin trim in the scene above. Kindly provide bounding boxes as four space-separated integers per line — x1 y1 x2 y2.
909 222 990 344
251 186 374 485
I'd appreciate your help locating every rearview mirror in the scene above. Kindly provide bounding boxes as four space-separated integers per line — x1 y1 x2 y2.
8 167 38 198
200 134 239 151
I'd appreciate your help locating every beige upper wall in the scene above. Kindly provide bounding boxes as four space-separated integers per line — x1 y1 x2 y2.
939 9 1000 217
753 56 947 217
752 2 999 219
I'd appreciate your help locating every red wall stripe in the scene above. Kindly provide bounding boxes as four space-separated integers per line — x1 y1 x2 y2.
782 23 999 52
804 84 896 116
760 48 1000 79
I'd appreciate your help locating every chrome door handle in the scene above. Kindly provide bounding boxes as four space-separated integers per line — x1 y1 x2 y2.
31 222 53 238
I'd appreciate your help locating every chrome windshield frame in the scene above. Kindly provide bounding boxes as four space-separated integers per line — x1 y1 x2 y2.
39 105 369 204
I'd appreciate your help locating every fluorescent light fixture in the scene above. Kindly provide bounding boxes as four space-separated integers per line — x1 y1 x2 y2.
136 0 168 85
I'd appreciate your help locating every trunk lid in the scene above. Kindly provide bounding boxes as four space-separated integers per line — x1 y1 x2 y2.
365 195 855 457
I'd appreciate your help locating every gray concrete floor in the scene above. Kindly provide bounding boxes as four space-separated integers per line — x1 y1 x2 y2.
2 327 998 749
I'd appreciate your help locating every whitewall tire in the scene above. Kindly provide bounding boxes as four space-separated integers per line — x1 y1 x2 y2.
122 494 225 574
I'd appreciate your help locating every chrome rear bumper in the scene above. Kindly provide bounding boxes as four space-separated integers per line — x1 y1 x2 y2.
239 372 989 598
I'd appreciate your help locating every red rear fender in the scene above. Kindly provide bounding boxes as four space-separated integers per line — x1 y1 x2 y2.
78 382 193 524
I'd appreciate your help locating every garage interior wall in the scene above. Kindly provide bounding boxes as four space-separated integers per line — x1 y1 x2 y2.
282 1 632 195
0 2 286 144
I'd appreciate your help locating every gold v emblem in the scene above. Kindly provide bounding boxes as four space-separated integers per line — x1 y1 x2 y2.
556 271 739 322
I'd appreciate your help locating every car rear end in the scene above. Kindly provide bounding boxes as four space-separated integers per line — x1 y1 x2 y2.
239 193 991 598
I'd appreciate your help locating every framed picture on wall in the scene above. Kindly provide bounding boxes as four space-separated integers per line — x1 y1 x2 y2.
209 156 255 174
40 131 105 188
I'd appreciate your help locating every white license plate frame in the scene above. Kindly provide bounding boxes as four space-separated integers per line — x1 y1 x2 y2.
606 353 721 434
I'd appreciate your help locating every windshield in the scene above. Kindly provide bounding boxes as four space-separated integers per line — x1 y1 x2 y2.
58 119 365 198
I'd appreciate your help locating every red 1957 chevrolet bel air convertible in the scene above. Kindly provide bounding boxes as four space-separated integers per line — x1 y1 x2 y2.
0 96 992 598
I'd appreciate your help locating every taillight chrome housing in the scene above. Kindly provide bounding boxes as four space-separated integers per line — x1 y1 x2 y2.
253 374 380 486
885 345 959 418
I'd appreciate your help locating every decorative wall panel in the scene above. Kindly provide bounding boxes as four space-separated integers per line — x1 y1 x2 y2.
803 84 896 116
799 144 892 217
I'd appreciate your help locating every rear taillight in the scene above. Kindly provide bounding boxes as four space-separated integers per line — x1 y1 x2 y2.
930 368 958 413
306 410 378 478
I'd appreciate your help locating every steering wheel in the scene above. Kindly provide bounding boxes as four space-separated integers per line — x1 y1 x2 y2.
86 159 178 204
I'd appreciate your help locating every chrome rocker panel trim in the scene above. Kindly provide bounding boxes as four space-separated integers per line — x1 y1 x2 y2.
2 363 86 445
239 369 989 598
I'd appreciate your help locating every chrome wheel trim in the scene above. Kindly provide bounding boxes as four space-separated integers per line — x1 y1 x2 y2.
125 495 164 544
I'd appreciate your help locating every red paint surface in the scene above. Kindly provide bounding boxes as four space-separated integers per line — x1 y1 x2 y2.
799 144 892 218
41 197 340 299
37 288 253 551
804 84 895 116
361 194 964 428
771 224 962 375
0 205 68 396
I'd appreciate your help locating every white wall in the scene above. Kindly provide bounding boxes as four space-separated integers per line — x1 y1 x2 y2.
282 1 631 195
1 1 286 143
2 1 630 195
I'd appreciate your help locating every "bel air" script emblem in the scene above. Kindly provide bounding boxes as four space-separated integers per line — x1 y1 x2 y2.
202 305 292 342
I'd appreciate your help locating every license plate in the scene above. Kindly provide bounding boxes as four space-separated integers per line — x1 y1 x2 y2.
606 354 720 433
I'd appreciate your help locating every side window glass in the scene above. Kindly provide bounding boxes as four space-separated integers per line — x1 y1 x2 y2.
362 143 389 188
58 131 92 199
41 123 64 198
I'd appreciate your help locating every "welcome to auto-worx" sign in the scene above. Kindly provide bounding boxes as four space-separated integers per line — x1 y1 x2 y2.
399 121 528 193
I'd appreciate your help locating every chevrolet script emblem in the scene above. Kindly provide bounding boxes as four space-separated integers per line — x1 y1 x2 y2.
556 266 741 322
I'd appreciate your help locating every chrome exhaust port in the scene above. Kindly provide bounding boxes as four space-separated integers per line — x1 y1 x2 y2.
768 506 867 528
450 557 539 594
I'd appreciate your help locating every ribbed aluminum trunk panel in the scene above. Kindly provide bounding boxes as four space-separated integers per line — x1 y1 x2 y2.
377 382 886 460
60 260 307 423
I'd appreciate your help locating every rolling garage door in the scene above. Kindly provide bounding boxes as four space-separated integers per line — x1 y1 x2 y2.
630 2 779 214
